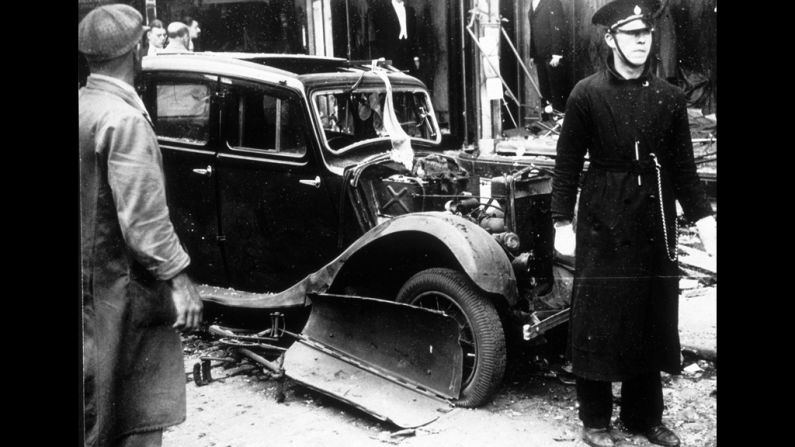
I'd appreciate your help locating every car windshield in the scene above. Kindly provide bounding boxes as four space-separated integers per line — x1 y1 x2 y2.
311 87 440 154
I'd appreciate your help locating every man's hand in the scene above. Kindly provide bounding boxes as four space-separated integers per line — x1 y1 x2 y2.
554 220 576 257
167 272 203 331
549 55 562 67
695 215 717 258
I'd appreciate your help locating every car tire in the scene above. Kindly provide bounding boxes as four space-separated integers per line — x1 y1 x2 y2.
396 267 506 407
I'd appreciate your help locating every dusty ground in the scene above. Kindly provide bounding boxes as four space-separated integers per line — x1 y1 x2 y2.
164 282 717 447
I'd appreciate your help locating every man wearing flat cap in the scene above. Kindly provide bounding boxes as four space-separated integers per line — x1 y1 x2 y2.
79 4 203 446
550 1 716 446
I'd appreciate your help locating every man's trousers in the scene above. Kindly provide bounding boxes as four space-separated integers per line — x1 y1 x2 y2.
534 58 570 112
575 371 664 430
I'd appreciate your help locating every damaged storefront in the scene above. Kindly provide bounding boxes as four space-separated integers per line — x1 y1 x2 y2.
79 0 716 151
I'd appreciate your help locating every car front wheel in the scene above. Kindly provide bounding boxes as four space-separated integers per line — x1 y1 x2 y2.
396 268 506 407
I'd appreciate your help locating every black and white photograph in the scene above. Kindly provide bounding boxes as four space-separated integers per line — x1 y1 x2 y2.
78 1 717 446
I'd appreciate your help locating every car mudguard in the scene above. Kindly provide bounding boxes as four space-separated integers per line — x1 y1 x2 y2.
198 211 517 309
334 211 518 304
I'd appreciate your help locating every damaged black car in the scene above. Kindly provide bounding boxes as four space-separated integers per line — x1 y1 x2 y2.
139 53 572 416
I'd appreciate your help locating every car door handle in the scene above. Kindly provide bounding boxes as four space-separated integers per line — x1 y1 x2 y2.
192 165 213 177
299 176 321 188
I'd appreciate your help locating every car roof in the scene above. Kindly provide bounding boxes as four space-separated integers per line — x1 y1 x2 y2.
215 53 365 74
143 52 425 91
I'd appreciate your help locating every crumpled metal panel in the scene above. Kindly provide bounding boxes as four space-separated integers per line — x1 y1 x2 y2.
284 341 453 428
197 284 307 309
198 212 517 309
302 294 462 397
337 212 518 305
283 294 462 427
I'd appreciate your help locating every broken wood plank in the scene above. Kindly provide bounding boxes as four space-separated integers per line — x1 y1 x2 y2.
678 245 716 276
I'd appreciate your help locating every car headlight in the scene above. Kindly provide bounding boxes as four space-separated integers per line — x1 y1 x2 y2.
493 231 521 253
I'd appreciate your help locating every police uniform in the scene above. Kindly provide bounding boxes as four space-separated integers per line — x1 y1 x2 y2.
550 1 713 445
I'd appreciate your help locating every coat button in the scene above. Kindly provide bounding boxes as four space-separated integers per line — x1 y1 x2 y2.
648 194 657 200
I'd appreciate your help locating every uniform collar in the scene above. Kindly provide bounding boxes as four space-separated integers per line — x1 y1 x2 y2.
605 54 651 85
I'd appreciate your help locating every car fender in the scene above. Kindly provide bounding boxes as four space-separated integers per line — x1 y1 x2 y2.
332 211 518 305
199 212 517 309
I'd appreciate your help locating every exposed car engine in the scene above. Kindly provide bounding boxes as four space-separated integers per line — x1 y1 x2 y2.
354 153 570 314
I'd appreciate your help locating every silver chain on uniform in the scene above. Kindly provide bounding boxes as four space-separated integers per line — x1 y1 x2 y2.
650 153 678 262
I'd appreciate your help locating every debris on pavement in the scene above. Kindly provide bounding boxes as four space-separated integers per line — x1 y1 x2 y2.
683 363 703 375
679 278 699 290
390 428 416 438
169 331 718 447
164 221 717 446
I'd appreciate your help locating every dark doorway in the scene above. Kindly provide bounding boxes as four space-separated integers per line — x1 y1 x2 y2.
499 0 521 133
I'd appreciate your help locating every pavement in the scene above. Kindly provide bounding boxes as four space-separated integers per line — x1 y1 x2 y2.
165 283 718 447
678 285 717 361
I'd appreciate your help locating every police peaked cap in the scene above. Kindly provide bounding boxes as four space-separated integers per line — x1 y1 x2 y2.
592 0 660 31
78 3 144 61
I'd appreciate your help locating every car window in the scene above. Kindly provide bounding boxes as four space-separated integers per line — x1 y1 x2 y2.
393 92 437 139
154 83 211 144
224 83 307 157
313 89 439 152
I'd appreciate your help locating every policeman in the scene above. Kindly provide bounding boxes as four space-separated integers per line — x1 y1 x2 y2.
550 1 716 446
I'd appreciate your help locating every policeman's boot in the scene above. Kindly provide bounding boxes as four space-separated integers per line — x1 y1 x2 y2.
581 426 615 447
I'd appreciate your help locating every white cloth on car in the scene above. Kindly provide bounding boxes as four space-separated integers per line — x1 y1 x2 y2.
372 70 414 171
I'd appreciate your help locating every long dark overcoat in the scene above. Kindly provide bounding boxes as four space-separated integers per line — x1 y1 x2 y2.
80 75 191 445
529 0 571 111
368 0 418 71
550 59 713 381
529 0 566 60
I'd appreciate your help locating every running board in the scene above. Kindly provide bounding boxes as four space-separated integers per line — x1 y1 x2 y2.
283 293 463 428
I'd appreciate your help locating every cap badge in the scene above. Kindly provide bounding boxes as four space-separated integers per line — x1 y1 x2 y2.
634 5 642 15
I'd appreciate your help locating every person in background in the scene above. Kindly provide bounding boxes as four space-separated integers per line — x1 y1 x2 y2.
651 0 677 84
550 0 716 446
146 19 166 56
368 0 419 77
160 22 192 53
528 0 572 112
182 16 201 51
79 4 203 446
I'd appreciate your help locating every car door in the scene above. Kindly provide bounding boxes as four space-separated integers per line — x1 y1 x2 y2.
215 76 339 293
140 71 228 286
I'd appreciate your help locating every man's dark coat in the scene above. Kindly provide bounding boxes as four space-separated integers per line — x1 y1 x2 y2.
529 0 570 111
551 58 713 381
529 0 566 60
368 0 418 72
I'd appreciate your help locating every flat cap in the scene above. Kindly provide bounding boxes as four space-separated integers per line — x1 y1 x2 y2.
592 0 660 31
78 3 143 61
